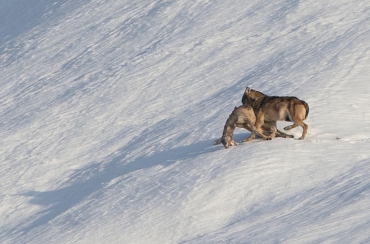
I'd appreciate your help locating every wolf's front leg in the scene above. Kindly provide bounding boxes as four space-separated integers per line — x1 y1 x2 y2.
253 116 272 140
276 129 294 138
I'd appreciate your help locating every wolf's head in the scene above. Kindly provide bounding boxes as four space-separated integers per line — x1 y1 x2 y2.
242 87 265 105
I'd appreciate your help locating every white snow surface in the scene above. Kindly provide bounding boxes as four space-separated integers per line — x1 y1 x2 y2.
1 0 370 243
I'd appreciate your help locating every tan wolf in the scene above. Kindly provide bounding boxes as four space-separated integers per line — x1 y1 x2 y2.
242 87 309 140
213 104 294 148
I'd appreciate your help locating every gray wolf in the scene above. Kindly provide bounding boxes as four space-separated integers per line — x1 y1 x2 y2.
242 87 309 140
213 104 294 148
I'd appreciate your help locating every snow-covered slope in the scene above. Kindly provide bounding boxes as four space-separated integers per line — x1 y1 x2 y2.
1 0 370 243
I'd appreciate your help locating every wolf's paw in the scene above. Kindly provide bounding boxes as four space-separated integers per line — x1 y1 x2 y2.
213 139 221 145
298 136 304 140
242 137 253 142
230 140 238 146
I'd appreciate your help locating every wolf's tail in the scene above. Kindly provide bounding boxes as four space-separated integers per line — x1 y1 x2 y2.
302 100 309 119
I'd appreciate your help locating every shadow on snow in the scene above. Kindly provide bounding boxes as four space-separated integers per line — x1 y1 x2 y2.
18 128 219 234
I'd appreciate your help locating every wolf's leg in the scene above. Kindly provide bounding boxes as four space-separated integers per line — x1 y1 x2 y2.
269 123 277 139
287 121 308 140
261 121 276 138
299 122 308 140
252 115 272 140
239 123 256 142
276 129 294 138
284 124 298 130
269 121 293 138
256 130 271 140
290 106 308 139
242 132 255 142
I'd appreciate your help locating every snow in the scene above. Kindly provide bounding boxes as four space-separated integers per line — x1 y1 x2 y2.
1 0 370 243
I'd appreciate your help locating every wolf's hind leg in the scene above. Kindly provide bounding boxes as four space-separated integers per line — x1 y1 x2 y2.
284 124 298 130
299 123 308 140
286 121 308 140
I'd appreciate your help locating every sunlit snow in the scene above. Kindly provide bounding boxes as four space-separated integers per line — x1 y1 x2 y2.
1 0 370 243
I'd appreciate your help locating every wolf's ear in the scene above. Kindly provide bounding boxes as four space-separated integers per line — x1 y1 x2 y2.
246 87 251 94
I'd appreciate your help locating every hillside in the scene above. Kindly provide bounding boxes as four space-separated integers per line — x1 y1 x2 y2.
1 0 370 243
